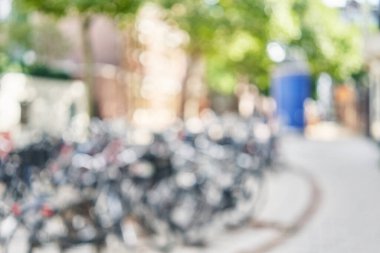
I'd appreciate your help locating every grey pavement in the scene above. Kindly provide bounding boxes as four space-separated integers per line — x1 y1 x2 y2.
271 134 380 253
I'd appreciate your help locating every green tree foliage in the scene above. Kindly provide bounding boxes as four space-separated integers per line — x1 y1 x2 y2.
162 0 362 95
207 0 272 93
161 0 272 102
16 0 140 17
11 0 362 98
0 5 71 76
2 7 32 61
270 0 362 82
260 0 361 86
298 0 362 82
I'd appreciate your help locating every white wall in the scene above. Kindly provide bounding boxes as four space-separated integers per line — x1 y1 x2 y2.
0 73 89 144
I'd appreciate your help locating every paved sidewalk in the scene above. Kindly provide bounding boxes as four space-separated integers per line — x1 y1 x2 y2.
272 134 380 253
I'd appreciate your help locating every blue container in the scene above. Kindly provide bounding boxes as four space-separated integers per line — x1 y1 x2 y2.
271 62 311 130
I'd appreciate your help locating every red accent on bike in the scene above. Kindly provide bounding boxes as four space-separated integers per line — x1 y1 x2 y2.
41 204 55 217
61 144 73 155
178 131 185 140
0 132 13 159
11 203 21 217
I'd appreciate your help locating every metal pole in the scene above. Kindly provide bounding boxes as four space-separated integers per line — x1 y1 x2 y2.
378 0 380 29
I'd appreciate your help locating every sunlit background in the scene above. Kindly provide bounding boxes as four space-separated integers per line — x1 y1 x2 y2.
1 0 380 252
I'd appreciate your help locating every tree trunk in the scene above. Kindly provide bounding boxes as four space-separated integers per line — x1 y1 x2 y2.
124 23 135 122
80 14 98 117
180 52 201 119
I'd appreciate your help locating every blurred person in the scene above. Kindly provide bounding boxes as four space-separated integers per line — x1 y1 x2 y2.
304 98 321 126
236 82 256 118
334 84 359 130
317 73 334 121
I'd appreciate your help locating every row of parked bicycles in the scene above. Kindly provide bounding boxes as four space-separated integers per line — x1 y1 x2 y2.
0 113 277 253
